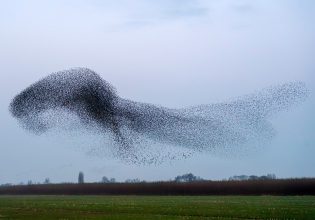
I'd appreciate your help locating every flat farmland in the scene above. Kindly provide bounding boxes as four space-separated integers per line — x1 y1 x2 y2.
0 195 314 219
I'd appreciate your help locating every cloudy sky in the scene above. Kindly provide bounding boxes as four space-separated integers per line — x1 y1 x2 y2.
0 0 314 184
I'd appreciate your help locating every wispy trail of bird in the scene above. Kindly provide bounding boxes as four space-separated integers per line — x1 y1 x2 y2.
9 68 309 163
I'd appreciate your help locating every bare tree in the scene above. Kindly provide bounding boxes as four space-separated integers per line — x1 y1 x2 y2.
101 176 109 183
44 178 50 184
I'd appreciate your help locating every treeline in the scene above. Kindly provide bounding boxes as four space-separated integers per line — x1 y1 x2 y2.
229 174 276 181
0 173 277 186
0 178 314 195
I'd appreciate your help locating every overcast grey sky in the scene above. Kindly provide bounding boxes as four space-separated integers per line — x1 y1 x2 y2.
0 0 314 184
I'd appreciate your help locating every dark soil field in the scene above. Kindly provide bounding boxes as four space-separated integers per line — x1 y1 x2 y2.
1 179 315 196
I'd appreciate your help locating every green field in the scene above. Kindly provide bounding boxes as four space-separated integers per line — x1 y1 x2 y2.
0 195 315 219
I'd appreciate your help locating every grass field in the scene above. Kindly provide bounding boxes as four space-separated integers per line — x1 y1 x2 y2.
0 196 315 219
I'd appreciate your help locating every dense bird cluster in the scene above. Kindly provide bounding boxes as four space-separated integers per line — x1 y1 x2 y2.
10 68 308 164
